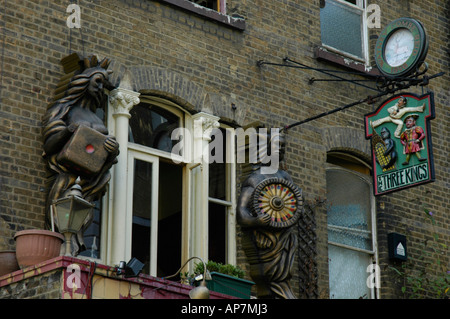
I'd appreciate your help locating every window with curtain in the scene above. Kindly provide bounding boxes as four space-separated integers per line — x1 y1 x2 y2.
320 0 368 62
326 153 377 299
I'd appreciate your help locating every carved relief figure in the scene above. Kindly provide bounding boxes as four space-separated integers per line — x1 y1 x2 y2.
371 126 397 172
237 131 302 299
379 127 397 169
400 114 427 165
371 96 425 138
42 55 119 254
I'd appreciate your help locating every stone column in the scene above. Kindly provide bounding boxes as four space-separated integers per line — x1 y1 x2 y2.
107 87 140 265
190 112 220 261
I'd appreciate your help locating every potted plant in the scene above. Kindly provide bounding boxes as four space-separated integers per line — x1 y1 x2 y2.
0 250 20 276
193 260 255 299
14 229 64 268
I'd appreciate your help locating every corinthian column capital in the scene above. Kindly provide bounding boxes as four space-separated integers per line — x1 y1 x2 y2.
109 88 141 118
192 112 220 141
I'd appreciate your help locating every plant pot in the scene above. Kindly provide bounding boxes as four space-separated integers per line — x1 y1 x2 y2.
207 272 255 299
0 250 20 276
14 229 64 268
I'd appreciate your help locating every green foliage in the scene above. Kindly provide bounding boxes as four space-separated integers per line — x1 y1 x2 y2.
193 260 246 279
390 207 449 299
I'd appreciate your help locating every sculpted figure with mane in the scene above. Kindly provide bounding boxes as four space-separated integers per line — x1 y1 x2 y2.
42 55 119 255
237 130 302 299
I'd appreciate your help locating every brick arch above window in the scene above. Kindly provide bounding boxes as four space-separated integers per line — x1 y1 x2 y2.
108 64 248 126
128 66 208 113
321 126 371 161
106 62 207 114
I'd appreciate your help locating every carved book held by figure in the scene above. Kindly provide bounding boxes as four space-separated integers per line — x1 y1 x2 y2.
57 125 109 176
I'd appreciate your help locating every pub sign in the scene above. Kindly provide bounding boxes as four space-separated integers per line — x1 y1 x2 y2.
365 93 435 196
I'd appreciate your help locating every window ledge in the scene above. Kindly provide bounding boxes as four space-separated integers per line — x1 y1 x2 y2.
159 0 246 31
0 256 238 299
314 46 380 76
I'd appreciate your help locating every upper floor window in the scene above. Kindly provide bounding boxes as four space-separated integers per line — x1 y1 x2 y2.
127 99 184 277
326 152 378 299
320 0 369 63
189 0 225 13
103 91 238 278
160 0 245 30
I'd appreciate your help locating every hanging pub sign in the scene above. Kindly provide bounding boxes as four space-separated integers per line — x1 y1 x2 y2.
364 92 435 196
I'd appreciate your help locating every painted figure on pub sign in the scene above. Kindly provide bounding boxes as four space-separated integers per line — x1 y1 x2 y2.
370 95 425 138
400 114 427 165
42 55 119 255
372 127 398 171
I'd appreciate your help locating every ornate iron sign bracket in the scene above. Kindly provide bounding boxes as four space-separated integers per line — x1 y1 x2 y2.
257 57 444 132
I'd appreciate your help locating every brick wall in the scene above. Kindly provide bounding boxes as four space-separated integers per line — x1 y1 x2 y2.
0 0 448 298
0 269 62 299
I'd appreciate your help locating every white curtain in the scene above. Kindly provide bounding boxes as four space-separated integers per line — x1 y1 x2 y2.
327 168 374 299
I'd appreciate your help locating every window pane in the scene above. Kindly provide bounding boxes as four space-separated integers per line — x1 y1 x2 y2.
209 161 226 200
208 202 226 264
129 104 179 152
209 128 226 200
320 0 363 58
208 127 228 264
326 169 372 251
327 204 372 251
328 245 372 299
79 200 102 259
157 161 182 278
131 159 153 275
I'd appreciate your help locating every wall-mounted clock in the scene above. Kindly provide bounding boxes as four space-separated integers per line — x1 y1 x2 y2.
375 18 428 78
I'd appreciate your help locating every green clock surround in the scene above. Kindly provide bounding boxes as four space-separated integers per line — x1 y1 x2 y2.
375 18 428 78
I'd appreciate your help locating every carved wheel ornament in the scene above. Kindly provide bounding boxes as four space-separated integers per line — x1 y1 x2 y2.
252 177 303 229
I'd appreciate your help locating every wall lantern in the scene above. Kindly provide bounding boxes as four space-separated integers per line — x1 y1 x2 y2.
51 177 94 257
388 233 407 261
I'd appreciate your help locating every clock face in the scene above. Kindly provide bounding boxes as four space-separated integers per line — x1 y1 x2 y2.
384 28 414 67
375 18 428 78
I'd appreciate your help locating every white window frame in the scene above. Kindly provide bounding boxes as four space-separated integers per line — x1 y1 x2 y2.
124 97 188 277
104 88 237 275
326 163 379 299
126 149 159 275
320 0 370 64
208 125 237 265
